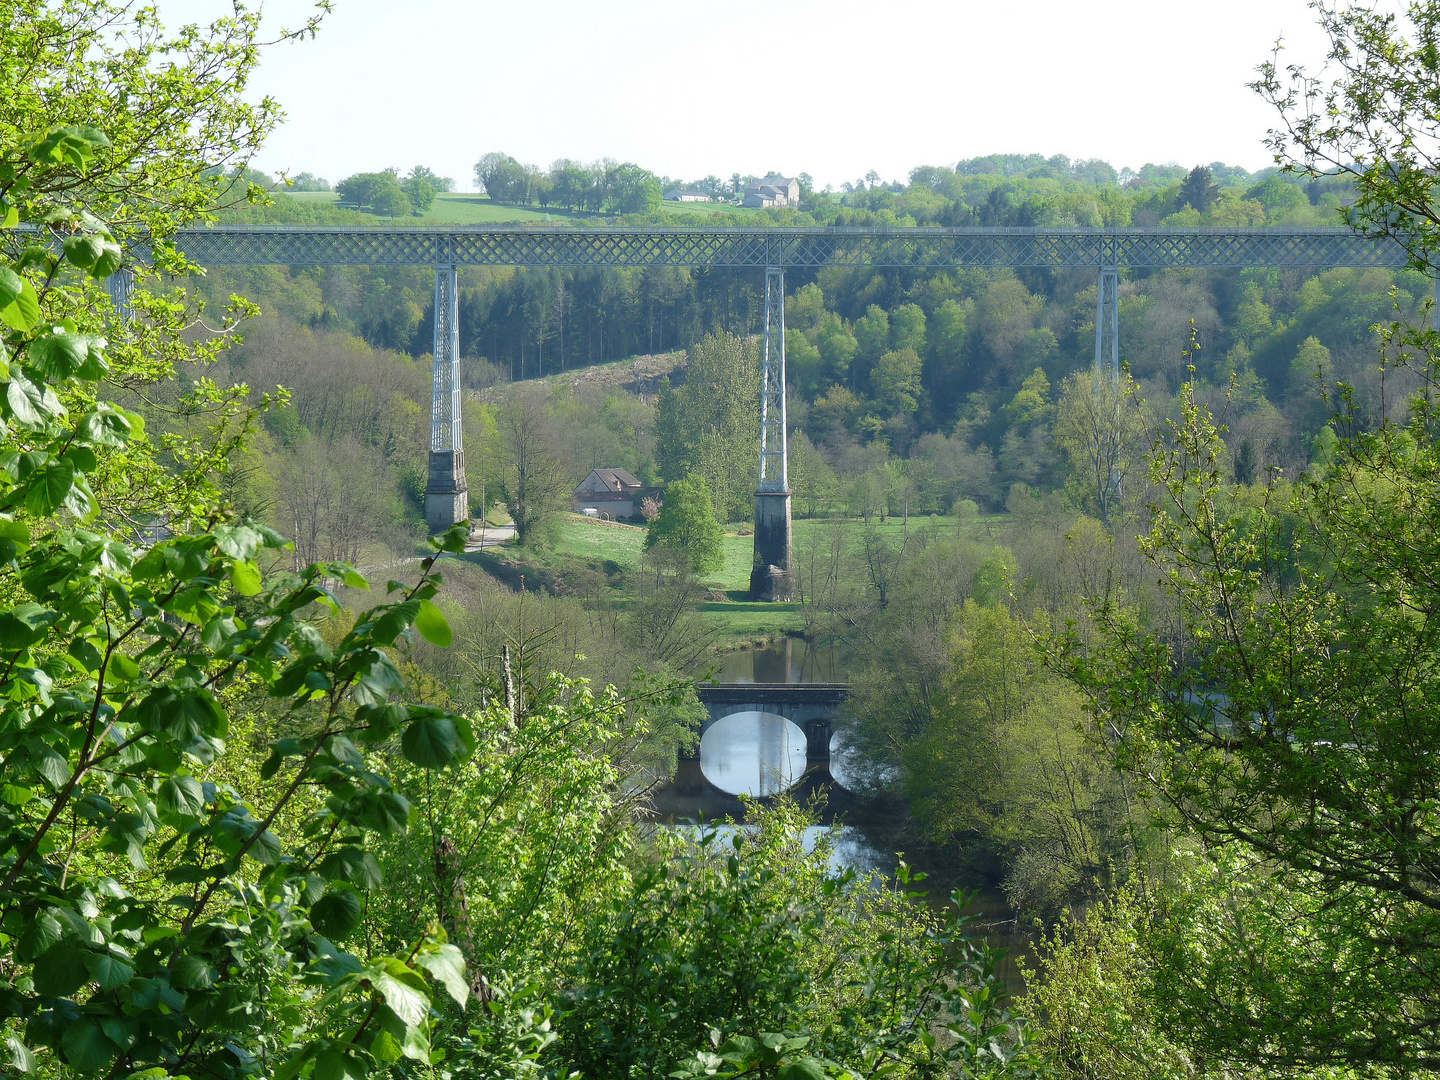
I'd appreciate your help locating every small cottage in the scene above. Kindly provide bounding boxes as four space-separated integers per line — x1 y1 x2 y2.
573 468 644 520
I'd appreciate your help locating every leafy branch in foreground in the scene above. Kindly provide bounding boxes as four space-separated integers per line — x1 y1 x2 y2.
1254 0 1440 270
1049 300 1440 1071
0 123 476 1080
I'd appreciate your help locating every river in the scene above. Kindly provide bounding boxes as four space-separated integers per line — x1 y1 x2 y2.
654 640 1033 990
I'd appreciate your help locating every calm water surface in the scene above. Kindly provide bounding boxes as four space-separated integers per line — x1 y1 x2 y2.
713 640 849 684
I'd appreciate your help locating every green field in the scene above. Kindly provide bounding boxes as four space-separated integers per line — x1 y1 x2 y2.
524 511 998 645
280 191 761 226
555 515 753 592
554 516 646 567
543 515 802 639
556 512 991 583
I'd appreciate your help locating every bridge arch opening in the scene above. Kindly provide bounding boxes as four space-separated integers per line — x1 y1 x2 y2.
699 711 807 797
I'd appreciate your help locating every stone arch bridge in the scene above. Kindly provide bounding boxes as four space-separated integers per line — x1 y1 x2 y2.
691 683 849 764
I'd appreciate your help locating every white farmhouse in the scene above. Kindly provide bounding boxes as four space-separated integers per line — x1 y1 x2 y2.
663 188 711 202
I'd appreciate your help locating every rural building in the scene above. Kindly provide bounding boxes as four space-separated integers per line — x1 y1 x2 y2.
741 177 800 208
573 468 644 519
663 188 711 202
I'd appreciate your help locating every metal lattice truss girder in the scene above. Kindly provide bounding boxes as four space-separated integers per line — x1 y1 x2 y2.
1095 267 1121 385
758 267 788 493
431 264 462 454
158 225 1410 270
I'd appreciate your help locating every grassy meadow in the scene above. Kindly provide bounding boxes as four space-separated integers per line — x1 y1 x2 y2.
279 191 762 226
535 510 1004 645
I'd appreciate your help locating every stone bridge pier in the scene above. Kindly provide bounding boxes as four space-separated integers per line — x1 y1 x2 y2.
691 683 849 764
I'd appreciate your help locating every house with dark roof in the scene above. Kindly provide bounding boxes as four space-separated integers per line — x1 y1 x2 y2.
741 176 800 208
573 468 644 519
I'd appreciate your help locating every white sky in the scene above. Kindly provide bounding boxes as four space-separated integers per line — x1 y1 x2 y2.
158 0 1335 191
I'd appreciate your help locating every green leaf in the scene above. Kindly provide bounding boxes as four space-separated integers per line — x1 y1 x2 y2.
0 602 54 648
371 961 430 1026
157 776 206 819
24 461 76 517
83 951 134 991
716 1037 760 1064
400 715 461 769
251 826 283 864
273 1044 319 1080
75 342 109 381
0 267 21 309
213 523 263 559
318 846 384 888
313 1048 368 1080
416 943 468 1006
170 955 216 989
18 912 63 960
91 245 122 279
0 277 38 331
0 518 31 561
352 791 410 835
369 1028 403 1064
431 521 470 553
28 332 89 380
400 1018 432 1062
7 373 63 426
777 1060 827 1080
62 235 105 270
80 406 130 446
108 652 140 682
33 942 89 996
5 1035 34 1074
231 560 262 596
310 888 362 940
26 739 71 790
414 600 452 648
2 784 33 805
370 600 420 646
355 703 407 745
59 1019 119 1074
30 126 109 168
67 638 102 672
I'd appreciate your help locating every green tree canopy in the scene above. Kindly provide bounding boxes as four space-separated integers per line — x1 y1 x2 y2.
654 332 760 522
401 173 436 212
874 347 924 416
1054 337 1440 1072
1178 165 1219 213
336 170 411 215
643 477 724 575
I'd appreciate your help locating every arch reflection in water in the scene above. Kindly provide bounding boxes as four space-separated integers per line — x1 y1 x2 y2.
828 731 861 793
664 824 888 875
699 711 808 797
828 731 896 793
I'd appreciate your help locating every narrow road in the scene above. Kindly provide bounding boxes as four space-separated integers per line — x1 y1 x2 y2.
465 523 515 552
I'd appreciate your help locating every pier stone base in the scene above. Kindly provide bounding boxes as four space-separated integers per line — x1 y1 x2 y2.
425 450 469 534
749 490 793 601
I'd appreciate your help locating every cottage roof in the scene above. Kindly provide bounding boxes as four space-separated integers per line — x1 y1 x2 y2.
586 468 641 491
